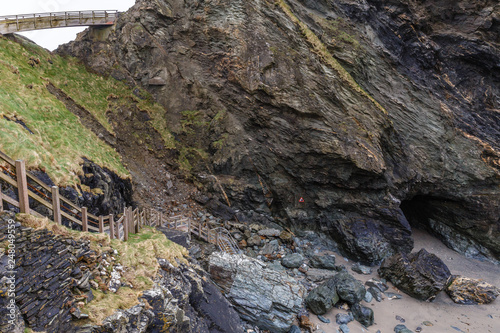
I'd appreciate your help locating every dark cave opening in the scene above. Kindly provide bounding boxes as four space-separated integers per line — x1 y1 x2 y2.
400 195 438 232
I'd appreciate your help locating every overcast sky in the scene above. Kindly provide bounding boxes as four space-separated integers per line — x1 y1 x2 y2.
0 0 136 50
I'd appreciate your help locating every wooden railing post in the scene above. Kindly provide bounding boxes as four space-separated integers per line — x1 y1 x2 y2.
99 215 104 233
15 160 29 214
187 218 191 233
128 207 134 234
135 210 140 234
82 207 88 232
51 186 61 224
109 214 114 240
158 212 161 227
0 184 3 212
123 208 129 241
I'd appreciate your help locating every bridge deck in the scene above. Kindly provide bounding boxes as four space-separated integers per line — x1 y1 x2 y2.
0 10 118 34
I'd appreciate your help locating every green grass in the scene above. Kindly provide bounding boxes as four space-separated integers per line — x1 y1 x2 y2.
0 36 174 185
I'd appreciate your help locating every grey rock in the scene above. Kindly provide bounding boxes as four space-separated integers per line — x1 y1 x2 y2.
364 290 373 303
261 239 280 255
351 263 373 275
289 325 301 333
379 249 451 301
331 272 366 304
336 312 354 325
282 253 304 268
385 292 403 300
310 254 337 270
368 287 383 302
209 252 304 333
340 324 350 333
305 268 337 282
305 279 339 315
267 261 287 271
258 228 281 237
351 303 374 327
317 315 330 323
365 279 389 292
247 235 262 247
394 324 414 333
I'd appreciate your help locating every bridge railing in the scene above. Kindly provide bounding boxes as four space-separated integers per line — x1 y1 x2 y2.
0 10 119 34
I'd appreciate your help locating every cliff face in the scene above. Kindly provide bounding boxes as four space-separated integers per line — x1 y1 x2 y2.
58 0 500 264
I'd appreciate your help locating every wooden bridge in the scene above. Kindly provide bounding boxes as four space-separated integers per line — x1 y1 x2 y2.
0 10 118 34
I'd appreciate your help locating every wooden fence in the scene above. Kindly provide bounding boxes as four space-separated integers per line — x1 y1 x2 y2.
0 151 240 253
0 151 154 241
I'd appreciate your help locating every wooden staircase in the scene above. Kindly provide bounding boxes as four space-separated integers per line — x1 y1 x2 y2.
163 214 241 255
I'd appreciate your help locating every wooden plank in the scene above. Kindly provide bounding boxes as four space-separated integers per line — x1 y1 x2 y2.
0 184 3 212
135 211 140 234
99 215 104 233
61 210 100 231
81 207 88 232
60 196 82 212
0 171 17 187
2 193 19 208
51 186 61 225
25 173 52 192
15 160 30 214
109 214 114 240
0 150 15 166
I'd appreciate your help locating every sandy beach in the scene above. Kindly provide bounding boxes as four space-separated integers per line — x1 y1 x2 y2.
308 228 500 333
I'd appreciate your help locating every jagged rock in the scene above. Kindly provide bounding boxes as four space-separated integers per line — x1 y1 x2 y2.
281 253 304 268
331 272 366 305
309 254 336 270
289 325 301 333
305 279 339 315
258 228 281 237
351 303 374 327
365 279 389 292
267 261 286 272
209 252 304 333
247 235 262 247
368 287 383 302
148 76 166 86
305 268 337 282
340 324 350 333
445 276 500 305
394 324 414 333
261 239 280 255
336 312 354 325
351 263 373 275
379 249 452 301
279 230 293 242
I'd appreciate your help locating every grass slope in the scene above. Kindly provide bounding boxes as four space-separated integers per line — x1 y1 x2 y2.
0 36 174 186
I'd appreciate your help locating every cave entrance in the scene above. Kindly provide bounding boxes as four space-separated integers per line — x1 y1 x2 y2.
400 195 437 231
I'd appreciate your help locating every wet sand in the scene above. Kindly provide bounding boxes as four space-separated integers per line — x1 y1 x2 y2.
309 228 500 333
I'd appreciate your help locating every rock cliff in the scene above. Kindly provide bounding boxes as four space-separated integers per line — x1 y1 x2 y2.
59 0 500 263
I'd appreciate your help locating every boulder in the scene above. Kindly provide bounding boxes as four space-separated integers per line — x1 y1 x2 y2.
351 303 374 327
445 276 500 305
305 268 337 282
309 254 337 270
281 253 304 268
331 272 366 304
279 230 294 242
258 228 281 237
336 312 354 325
247 235 262 247
378 249 451 301
209 252 304 333
351 263 373 275
305 280 339 315
394 324 414 333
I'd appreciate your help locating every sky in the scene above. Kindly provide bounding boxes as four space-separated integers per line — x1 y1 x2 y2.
0 0 136 50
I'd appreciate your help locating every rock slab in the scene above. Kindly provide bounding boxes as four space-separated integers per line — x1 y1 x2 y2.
209 252 304 333
446 276 500 305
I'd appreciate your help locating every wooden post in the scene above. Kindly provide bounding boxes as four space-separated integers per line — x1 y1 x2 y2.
51 186 61 224
128 207 134 234
187 218 191 233
0 184 3 212
135 210 140 234
99 215 104 233
15 160 29 214
109 214 114 240
123 208 129 241
82 207 88 232
158 212 161 227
